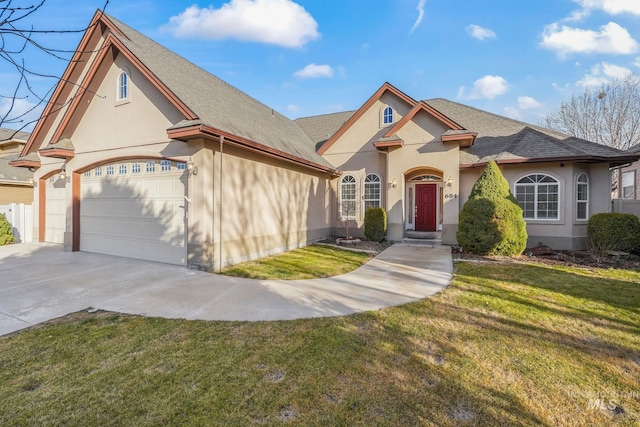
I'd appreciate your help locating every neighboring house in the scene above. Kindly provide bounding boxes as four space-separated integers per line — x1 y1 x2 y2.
11 11 640 268
619 144 640 199
0 128 33 205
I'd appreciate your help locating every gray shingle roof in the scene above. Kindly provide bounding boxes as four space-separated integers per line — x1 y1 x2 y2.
423 98 637 165
0 157 33 183
105 15 334 170
294 111 355 150
0 128 30 142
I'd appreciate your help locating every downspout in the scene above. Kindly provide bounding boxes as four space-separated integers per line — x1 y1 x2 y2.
219 135 224 271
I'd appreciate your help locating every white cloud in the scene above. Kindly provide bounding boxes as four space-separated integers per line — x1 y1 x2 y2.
518 96 543 109
572 0 640 16
577 62 633 86
540 22 639 57
465 75 509 99
293 63 333 78
287 104 300 113
0 98 42 131
563 8 591 22
466 24 496 40
409 0 427 34
504 107 522 120
164 0 320 48
634 56 640 67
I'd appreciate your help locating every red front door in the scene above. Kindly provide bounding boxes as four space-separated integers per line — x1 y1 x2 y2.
415 184 437 231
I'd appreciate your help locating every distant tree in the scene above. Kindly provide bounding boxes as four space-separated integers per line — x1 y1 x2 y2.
0 0 108 132
544 75 640 152
457 160 528 255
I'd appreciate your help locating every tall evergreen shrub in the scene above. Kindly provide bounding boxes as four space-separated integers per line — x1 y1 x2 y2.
457 160 527 255
364 208 387 242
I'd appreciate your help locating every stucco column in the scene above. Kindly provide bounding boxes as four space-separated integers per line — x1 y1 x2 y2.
187 139 215 269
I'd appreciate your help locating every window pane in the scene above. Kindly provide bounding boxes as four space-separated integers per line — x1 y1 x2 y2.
161 160 171 171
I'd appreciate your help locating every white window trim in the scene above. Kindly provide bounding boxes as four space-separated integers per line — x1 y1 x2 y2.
116 70 130 103
363 173 382 215
380 106 394 127
514 173 561 221
340 174 358 220
576 173 589 221
622 170 636 199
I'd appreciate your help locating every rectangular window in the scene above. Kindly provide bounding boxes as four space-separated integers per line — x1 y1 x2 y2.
84 171 91 177
146 161 156 173
106 165 114 176
160 160 171 171
177 162 187 170
95 167 103 177
132 163 141 174
118 164 127 175
622 171 635 199
576 174 588 220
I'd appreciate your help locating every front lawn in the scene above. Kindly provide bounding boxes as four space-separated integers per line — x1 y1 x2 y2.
1 261 638 426
219 244 372 279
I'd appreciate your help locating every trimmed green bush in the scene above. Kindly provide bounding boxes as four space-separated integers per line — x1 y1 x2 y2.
588 213 640 253
364 207 387 242
457 160 528 255
0 214 15 246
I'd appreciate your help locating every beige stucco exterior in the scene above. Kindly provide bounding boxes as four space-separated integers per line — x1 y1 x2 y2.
30 53 333 269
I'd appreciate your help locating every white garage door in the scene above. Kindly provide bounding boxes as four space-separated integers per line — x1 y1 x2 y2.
45 176 67 244
80 159 187 265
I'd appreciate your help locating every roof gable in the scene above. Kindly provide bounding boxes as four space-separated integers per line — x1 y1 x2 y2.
316 82 417 155
19 11 334 173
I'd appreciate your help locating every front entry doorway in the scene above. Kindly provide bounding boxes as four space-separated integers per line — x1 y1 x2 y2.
415 184 437 231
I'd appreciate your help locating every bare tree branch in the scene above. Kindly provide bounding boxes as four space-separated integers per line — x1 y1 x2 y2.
0 0 109 136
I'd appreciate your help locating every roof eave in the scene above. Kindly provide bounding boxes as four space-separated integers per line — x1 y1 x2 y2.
39 148 75 159
167 125 341 177
459 154 640 169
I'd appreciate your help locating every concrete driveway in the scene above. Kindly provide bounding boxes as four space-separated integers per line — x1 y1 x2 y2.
0 242 452 336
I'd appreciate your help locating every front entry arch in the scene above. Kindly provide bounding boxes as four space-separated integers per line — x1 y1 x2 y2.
415 184 437 231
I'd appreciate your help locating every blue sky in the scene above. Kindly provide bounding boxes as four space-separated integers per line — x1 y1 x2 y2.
2 0 640 131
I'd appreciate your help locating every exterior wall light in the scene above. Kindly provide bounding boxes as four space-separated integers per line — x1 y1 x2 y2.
186 157 198 176
447 177 453 187
391 178 397 188
59 163 67 181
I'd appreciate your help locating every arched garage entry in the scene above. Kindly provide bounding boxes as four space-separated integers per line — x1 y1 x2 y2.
75 157 188 265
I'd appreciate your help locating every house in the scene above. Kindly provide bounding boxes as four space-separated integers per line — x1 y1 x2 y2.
11 11 640 268
0 128 33 205
619 144 640 199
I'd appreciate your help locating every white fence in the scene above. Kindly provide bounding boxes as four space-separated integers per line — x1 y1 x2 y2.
612 199 640 218
0 203 33 243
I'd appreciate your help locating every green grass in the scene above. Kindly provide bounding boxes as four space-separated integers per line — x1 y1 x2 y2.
1 261 638 426
219 244 372 279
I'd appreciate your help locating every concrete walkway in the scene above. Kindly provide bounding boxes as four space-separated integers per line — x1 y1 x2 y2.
0 242 452 336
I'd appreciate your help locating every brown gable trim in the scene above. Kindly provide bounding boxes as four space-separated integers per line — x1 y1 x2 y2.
8 159 40 168
21 10 106 156
383 101 464 138
168 125 340 176
317 82 417 155
39 148 75 159
24 12 197 156
373 139 404 149
442 133 477 148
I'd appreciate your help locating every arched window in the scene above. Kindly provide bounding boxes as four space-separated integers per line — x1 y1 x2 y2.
363 173 381 211
117 71 129 100
515 174 559 219
576 173 589 220
382 106 394 125
340 175 357 219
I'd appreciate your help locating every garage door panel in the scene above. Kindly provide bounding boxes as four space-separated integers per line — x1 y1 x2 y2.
80 160 187 265
45 178 66 244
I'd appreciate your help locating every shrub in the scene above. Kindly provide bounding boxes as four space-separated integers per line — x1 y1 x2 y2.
457 160 528 255
0 214 15 246
588 213 640 253
364 207 387 242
